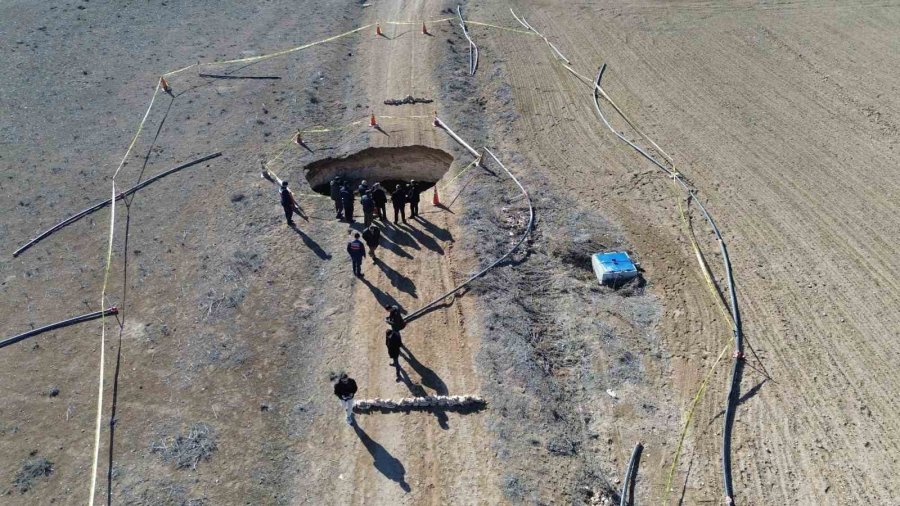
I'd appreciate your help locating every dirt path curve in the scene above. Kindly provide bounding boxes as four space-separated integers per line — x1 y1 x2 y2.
289 2 501 504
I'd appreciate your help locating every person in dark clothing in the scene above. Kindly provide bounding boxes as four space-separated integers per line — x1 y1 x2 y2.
371 183 388 221
362 224 381 263
384 304 406 331
347 232 366 277
406 180 421 218
360 192 375 228
385 329 403 382
333 373 358 425
340 184 355 223
358 179 370 196
279 181 298 226
391 183 407 224
330 177 344 220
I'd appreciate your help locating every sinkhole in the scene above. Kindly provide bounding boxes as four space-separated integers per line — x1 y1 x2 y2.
304 146 454 195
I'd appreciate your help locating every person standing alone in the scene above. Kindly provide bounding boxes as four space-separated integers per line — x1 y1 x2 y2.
333 373 358 425
347 232 366 277
362 224 381 263
385 329 404 382
279 181 298 227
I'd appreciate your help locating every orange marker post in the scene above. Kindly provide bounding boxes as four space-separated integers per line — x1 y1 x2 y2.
370 114 378 127
432 186 440 206
422 22 428 35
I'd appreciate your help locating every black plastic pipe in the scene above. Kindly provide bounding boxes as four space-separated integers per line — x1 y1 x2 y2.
0 307 119 350
593 65 744 504
620 443 643 506
13 152 222 257
404 148 533 323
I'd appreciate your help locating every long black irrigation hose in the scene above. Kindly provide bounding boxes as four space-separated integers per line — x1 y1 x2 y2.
591 65 744 504
404 147 533 324
12 152 222 257
620 443 644 506
0 307 119 350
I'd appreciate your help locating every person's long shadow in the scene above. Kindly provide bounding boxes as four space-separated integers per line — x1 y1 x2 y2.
398 366 450 429
353 423 411 492
401 347 448 396
384 225 421 251
412 215 453 242
378 235 413 259
376 259 417 298
404 222 444 254
290 225 331 260
360 276 406 311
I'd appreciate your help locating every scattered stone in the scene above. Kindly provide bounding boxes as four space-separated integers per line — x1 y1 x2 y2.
384 95 433 106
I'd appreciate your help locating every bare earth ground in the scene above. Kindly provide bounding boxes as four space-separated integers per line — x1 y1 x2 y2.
2 0 900 505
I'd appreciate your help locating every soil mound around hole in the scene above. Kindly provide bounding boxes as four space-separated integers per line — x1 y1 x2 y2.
304 146 453 195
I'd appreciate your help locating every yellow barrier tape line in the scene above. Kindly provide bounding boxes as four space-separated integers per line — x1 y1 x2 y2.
465 20 537 35
112 79 162 180
88 183 116 506
206 24 373 66
674 177 735 327
441 157 480 187
300 115 430 134
383 16 455 26
301 120 366 134
664 342 731 504
163 62 198 78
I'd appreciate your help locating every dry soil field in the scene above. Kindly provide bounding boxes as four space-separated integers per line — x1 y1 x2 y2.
2 0 899 505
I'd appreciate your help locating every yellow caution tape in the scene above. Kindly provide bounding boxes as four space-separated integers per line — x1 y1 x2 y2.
208 24 374 66
88 183 117 506
441 157 480 187
674 177 735 326
465 20 536 35
663 342 731 503
111 79 162 179
383 16 455 26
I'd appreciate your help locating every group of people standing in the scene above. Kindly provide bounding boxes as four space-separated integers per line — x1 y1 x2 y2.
274 175 422 426
330 176 422 226
334 303 407 425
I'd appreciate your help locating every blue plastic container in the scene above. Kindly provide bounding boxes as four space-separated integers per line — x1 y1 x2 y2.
591 251 638 286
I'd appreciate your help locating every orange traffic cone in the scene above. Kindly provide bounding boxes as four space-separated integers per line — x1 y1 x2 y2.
370 114 378 127
422 21 428 35
160 76 171 93
293 130 302 145
432 186 440 206
376 23 383 36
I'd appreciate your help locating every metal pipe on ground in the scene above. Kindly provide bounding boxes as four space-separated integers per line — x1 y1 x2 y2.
12 152 223 257
0 307 119 350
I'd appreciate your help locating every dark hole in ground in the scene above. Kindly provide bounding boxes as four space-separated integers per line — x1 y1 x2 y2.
303 146 453 196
